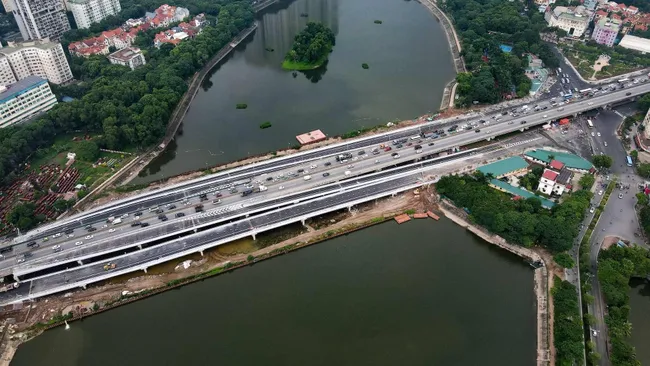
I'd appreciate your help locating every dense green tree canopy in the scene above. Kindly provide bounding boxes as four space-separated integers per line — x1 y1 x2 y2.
284 22 335 66
592 155 613 169
437 172 591 252
0 0 254 186
443 0 558 105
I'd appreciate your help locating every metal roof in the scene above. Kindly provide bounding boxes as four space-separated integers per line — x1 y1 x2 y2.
525 149 593 171
477 156 529 177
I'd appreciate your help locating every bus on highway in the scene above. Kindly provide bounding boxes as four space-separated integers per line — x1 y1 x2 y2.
580 88 592 95
564 92 573 100
627 155 634 167
618 78 630 84
587 119 594 128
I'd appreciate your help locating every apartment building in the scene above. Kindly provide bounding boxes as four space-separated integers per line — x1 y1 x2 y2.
545 6 592 37
107 47 146 70
7 0 70 40
0 76 57 128
0 39 73 86
591 17 621 47
68 0 121 29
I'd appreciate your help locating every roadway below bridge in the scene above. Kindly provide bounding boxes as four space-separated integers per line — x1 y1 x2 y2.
10 78 650 251
1 75 650 303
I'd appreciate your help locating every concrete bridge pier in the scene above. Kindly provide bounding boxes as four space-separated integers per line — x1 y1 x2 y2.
301 218 306 226
77 259 83 265
137 244 142 250
252 232 257 240
348 205 353 212
13 274 19 282
199 250 204 257
81 284 87 289
143 267 148 273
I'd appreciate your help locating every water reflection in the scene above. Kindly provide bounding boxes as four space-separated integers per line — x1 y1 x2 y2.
299 60 328 82
247 0 339 67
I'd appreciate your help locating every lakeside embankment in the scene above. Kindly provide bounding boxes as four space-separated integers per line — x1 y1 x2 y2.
4 185 553 366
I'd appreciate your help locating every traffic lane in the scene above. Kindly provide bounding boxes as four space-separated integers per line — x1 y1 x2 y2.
15 78 650 246
5 82 644 263
31 175 416 290
14 164 423 272
0 281 30 303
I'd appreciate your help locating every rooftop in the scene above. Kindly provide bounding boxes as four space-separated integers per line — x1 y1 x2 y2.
108 47 143 62
619 34 650 53
490 179 556 208
296 130 327 145
525 149 593 170
477 156 529 177
0 39 59 53
0 76 47 104
549 159 565 170
557 169 573 185
542 169 559 181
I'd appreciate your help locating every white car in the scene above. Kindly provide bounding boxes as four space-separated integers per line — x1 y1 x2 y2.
102 224 108 228
619 193 623 199
310 164 317 169
52 245 61 251
108 229 116 233
344 170 351 176
588 102 594 106
597 132 601 137
278 186 285 190
591 132 595 137
375 159 380 164
68 233 74 238
75 241 83 246
347 164 354 169
598 190 603 195
604 142 608 147
85 235 94 240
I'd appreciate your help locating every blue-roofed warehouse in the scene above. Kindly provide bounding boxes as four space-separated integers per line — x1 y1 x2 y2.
524 149 593 172
477 156 530 178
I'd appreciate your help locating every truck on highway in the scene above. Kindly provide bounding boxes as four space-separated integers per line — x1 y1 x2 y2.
112 218 122 225
0 283 19 293
336 153 353 162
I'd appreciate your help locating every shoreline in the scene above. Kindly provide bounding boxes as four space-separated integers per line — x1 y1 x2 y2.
3 189 553 366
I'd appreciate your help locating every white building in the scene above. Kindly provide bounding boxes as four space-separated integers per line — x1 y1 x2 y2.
545 6 592 37
107 47 146 70
68 0 121 29
7 0 70 40
0 76 57 128
619 34 650 54
537 161 573 196
0 39 73 86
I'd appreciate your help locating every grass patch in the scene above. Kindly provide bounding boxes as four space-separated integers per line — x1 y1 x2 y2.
362 63 369 69
236 103 248 109
282 54 327 70
259 121 272 129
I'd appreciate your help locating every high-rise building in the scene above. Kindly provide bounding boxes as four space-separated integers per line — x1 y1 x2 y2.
67 0 121 29
8 0 70 40
0 39 73 86
591 17 621 47
0 76 57 128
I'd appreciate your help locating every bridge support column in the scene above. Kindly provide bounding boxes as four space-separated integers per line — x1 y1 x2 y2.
143 267 148 273
82 284 87 289
138 244 142 250
12 274 19 282
77 259 83 265
348 205 352 212
199 250 204 257
252 232 257 240
301 218 306 226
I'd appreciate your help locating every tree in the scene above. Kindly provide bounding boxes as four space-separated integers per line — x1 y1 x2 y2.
554 252 575 268
593 155 613 169
638 163 650 178
639 93 650 114
6 202 43 230
53 198 75 212
579 174 595 190
73 140 100 162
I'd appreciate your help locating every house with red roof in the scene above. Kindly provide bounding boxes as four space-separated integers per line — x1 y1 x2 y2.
537 159 573 196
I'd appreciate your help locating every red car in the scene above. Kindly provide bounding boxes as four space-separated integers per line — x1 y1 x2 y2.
384 146 392 152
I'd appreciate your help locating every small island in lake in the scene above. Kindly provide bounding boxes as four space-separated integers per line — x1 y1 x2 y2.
282 22 335 70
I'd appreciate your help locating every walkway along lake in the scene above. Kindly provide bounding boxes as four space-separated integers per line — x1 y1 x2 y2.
11 219 535 366
132 0 456 184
